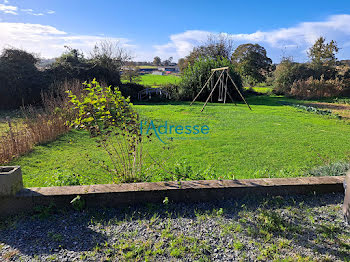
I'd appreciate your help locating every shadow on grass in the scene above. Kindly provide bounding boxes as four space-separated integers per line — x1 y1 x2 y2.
135 95 295 108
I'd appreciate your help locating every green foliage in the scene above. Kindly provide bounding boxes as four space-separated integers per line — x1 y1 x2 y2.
67 79 144 183
273 38 347 99
177 58 186 72
121 66 141 83
163 197 169 206
12 96 350 187
273 58 313 95
70 195 85 211
183 34 233 68
33 203 56 219
153 56 161 66
123 74 180 87
47 170 82 186
231 43 272 86
50 46 122 87
0 48 48 109
67 79 137 136
179 57 243 101
308 37 339 67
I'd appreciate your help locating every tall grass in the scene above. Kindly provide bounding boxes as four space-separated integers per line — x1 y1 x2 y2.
0 80 82 164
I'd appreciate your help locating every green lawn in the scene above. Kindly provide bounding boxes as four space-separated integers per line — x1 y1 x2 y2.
11 96 350 187
123 74 180 87
244 85 273 94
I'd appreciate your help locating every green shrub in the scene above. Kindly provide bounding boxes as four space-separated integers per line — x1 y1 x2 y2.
0 48 48 109
67 79 144 183
273 58 313 95
178 57 243 101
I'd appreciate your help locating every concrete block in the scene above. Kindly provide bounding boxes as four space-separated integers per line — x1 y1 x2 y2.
0 166 23 196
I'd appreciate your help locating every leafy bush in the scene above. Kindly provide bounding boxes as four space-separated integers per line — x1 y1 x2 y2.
0 48 48 109
273 55 349 99
273 59 313 95
119 82 145 101
179 57 243 101
67 79 144 183
50 47 121 88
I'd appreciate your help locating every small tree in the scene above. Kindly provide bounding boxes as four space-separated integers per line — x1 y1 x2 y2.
153 56 161 66
67 79 144 183
122 66 141 83
231 43 272 86
308 37 339 67
178 58 186 73
273 57 313 95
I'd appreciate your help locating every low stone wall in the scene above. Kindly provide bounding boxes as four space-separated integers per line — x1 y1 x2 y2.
0 176 345 216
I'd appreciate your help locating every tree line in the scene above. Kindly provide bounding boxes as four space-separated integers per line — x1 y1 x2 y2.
1 36 349 110
0 40 135 109
174 35 350 100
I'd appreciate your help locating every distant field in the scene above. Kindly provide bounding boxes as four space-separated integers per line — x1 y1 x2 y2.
138 65 158 69
10 96 350 187
0 110 24 134
244 85 273 94
123 74 180 87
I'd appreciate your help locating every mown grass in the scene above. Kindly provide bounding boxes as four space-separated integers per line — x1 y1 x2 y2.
123 74 180 87
244 85 273 94
10 96 350 187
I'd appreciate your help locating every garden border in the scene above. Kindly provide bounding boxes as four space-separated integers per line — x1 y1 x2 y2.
0 176 345 216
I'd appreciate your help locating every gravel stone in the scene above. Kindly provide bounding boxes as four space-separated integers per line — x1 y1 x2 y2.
0 192 349 261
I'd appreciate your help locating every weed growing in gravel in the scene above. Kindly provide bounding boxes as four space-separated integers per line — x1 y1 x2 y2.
47 231 63 242
220 222 243 237
33 203 56 219
232 240 245 251
70 195 85 211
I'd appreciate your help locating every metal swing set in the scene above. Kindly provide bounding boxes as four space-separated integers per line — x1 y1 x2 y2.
190 67 252 112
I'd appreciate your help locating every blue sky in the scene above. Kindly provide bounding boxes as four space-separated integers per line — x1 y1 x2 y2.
1 0 350 62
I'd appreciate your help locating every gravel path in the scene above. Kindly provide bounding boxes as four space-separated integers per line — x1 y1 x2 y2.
1 192 349 261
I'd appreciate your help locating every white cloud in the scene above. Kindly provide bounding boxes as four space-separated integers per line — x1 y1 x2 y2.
21 8 45 16
21 9 33 12
0 22 135 58
0 3 18 15
47 10 55 14
154 14 350 62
